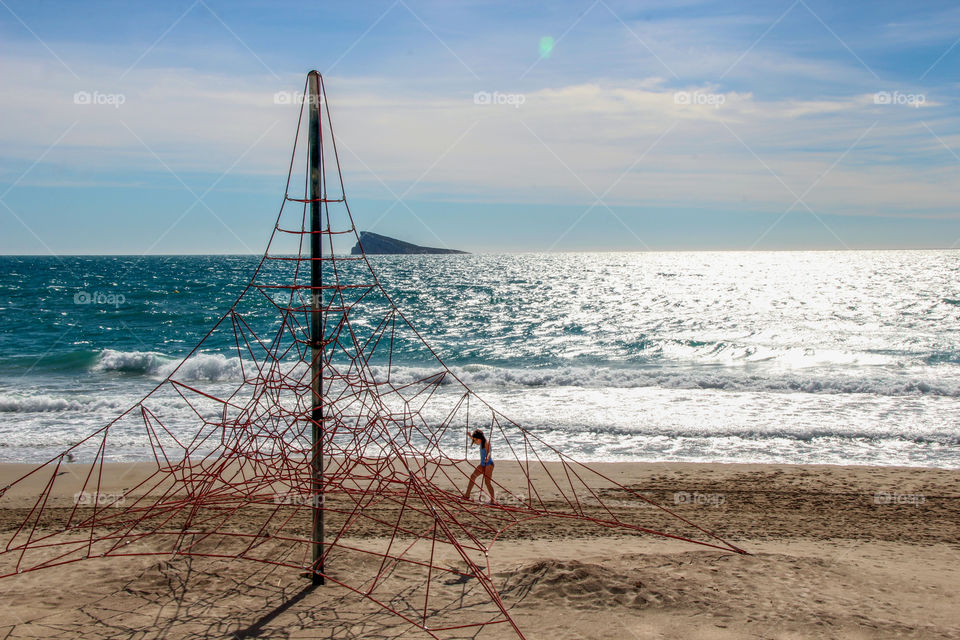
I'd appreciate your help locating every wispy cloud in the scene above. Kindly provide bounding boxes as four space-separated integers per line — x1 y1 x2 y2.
0 0 957 252
0 52 955 221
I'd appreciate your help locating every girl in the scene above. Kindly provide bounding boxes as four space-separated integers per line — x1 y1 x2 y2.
463 429 495 504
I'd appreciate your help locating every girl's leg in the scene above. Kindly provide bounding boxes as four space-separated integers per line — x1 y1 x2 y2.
463 466 481 499
482 466 495 503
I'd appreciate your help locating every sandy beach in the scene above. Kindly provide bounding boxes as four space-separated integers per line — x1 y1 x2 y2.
0 460 957 639
3 0 960 637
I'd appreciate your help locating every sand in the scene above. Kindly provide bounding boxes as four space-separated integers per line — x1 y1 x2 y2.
0 460 957 639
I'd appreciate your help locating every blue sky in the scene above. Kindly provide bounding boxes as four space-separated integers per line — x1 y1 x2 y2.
0 0 958 253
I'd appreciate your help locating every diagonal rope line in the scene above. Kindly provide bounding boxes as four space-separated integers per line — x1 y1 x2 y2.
0 72 752 640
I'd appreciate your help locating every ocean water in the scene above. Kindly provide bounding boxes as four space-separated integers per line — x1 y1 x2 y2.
0 251 958 467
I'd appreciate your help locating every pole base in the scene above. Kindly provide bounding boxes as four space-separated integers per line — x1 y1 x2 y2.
301 570 325 585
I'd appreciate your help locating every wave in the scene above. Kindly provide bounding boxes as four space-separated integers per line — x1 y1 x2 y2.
0 350 102 374
0 393 124 413
533 422 960 446
0 348 243 383
9 346 960 398
93 349 242 382
371 364 960 398
926 350 960 365
640 339 897 368
93 349 174 375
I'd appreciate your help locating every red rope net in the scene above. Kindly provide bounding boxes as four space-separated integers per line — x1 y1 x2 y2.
0 72 745 639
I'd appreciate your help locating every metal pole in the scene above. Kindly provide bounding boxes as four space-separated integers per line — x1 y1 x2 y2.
307 70 324 586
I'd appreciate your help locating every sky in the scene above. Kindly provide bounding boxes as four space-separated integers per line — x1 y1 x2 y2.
0 0 958 254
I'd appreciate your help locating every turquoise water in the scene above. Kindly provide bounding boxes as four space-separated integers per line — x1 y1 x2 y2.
0 251 958 466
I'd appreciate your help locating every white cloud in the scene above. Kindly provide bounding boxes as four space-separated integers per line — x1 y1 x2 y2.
0 50 957 223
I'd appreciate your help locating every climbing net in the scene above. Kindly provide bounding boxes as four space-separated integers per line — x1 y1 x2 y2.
0 72 744 639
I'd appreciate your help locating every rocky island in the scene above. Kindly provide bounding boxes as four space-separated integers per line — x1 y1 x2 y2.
351 231 468 255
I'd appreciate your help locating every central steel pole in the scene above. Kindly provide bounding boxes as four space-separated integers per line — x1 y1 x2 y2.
307 70 325 586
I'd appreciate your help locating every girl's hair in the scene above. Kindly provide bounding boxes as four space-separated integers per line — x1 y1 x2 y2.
471 429 487 448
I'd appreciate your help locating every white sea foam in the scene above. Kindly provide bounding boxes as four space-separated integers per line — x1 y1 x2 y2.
94 349 242 382
3 252 959 466
0 393 123 413
655 340 897 368
159 351 242 381
371 363 960 398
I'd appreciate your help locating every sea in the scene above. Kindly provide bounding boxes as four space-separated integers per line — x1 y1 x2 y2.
0 251 958 468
